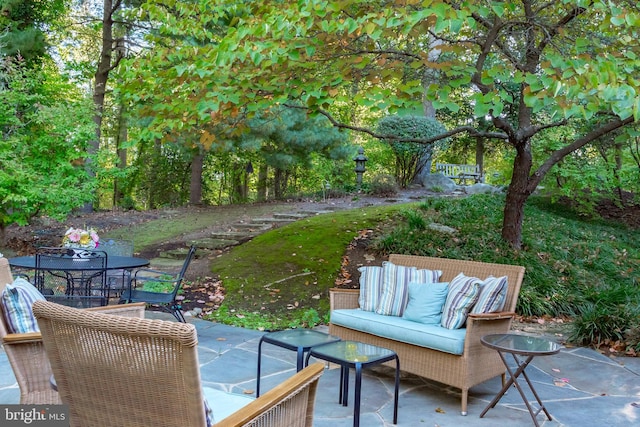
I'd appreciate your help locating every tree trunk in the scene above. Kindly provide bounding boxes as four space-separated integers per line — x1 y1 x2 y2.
83 0 115 212
257 164 268 202
501 143 533 248
475 137 484 182
274 168 284 199
189 150 203 205
114 102 127 207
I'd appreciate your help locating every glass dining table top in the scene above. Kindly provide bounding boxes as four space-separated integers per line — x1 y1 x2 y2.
8 255 149 271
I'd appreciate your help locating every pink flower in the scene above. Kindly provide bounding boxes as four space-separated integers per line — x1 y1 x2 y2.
67 230 81 243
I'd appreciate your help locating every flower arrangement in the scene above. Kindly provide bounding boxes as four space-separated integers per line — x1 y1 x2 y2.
62 227 100 249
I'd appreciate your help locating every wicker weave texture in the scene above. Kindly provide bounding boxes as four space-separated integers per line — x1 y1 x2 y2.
34 300 204 427
1 258 62 404
33 300 324 427
329 254 525 415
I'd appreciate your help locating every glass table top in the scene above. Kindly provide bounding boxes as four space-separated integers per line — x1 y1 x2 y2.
309 340 396 364
262 329 340 348
482 334 561 355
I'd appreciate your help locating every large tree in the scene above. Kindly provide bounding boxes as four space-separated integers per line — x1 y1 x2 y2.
124 1 640 248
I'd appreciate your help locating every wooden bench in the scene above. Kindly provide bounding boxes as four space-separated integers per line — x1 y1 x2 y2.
435 163 482 184
329 254 525 415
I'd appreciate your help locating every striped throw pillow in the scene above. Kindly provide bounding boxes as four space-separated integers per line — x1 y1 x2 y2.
375 261 442 316
358 266 384 312
471 276 508 314
1 277 46 333
441 273 481 329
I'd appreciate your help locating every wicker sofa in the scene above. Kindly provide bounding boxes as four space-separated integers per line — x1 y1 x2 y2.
329 254 525 415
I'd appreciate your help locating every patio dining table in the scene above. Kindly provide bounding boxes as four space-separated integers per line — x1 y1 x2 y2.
8 255 150 306
8 255 150 272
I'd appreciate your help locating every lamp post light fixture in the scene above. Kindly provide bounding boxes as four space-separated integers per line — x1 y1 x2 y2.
353 147 368 192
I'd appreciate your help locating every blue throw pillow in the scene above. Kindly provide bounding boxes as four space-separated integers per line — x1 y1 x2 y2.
402 282 449 325
1 277 46 333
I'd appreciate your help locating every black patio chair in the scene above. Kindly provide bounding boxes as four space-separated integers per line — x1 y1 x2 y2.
119 245 196 322
35 247 109 308
99 237 135 299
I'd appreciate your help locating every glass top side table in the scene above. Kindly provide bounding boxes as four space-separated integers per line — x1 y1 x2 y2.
480 333 561 427
256 329 340 397
305 340 399 427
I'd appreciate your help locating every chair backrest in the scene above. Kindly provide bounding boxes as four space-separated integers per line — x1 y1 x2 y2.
168 245 197 298
178 245 197 279
99 238 134 257
33 300 206 427
35 247 109 307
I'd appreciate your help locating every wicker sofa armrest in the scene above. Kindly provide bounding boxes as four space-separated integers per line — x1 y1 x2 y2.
463 312 515 354
467 311 515 320
329 288 359 311
214 363 324 427
3 331 42 344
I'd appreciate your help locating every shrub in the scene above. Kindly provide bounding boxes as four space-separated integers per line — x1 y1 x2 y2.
376 115 448 188
368 173 399 196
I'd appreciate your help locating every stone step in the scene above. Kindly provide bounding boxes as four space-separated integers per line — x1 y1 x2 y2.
297 209 337 216
191 237 240 250
209 231 258 240
230 223 272 231
159 247 194 260
148 257 186 271
251 217 296 224
272 212 310 219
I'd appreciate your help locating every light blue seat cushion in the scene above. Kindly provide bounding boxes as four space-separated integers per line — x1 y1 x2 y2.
202 387 254 423
331 309 466 355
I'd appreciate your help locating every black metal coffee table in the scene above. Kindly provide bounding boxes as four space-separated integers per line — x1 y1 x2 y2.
305 340 399 427
480 333 561 426
256 329 340 397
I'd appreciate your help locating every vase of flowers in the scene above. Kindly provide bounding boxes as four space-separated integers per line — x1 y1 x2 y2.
62 227 100 259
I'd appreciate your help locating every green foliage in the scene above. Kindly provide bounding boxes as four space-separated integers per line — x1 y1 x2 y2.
206 305 323 330
369 193 640 348
140 275 176 293
120 0 640 248
377 115 448 187
131 140 193 208
0 0 67 63
367 173 398 197
0 58 96 233
569 282 640 347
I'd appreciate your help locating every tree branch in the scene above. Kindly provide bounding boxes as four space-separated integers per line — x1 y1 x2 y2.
282 105 508 143
530 116 635 190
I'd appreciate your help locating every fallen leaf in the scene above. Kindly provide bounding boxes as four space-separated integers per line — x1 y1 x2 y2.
435 407 445 413
243 390 254 395
216 337 226 341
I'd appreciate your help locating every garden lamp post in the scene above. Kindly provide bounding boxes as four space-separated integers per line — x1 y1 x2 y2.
353 147 368 192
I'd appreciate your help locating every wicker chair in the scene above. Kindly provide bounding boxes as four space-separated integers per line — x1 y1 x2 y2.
32 300 324 427
1 256 146 404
